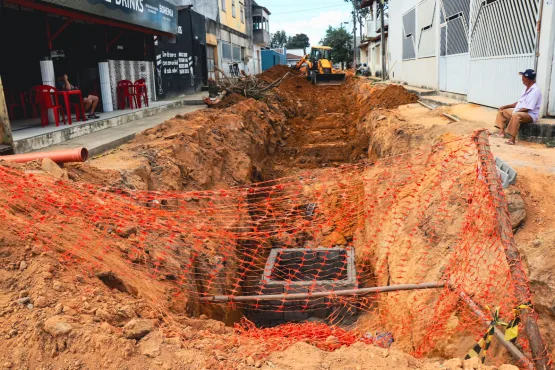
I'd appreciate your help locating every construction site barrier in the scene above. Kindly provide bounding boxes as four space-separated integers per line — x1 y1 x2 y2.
0 130 550 369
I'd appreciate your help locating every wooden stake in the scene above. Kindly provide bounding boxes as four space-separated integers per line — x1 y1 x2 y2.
473 129 551 370
459 290 534 369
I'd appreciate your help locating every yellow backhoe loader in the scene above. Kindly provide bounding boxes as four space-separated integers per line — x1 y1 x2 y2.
295 46 346 85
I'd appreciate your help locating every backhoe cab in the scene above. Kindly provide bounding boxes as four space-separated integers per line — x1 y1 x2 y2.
296 46 346 86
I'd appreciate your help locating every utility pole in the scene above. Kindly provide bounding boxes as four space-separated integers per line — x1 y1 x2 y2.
380 0 386 80
353 11 357 69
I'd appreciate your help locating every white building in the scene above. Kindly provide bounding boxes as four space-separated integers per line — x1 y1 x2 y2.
387 0 555 118
361 2 389 78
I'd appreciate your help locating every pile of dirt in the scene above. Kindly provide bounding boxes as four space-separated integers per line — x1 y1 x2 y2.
361 84 419 110
258 64 298 83
207 92 248 109
82 97 290 190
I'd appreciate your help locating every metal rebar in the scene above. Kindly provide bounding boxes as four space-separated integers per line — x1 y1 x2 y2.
198 282 446 302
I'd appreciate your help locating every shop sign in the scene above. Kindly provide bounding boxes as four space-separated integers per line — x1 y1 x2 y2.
43 0 177 34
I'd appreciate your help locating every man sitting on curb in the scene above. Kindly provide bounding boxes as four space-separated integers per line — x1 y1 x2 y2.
494 69 542 145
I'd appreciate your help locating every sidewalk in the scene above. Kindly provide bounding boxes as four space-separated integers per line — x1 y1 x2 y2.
12 92 207 153
45 104 204 158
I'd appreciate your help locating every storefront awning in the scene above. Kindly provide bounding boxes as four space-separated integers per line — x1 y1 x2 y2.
7 0 177 34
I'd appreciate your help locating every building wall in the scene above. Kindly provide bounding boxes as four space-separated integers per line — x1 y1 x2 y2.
360 46 368 64
388 0 555 117
388 0 439 89
0 76 14 149
175 0 218 21
261 50 286 71
250 45 262 74
537 0 555 116
218 29 249 74
220 0 247 34
108 60 156 108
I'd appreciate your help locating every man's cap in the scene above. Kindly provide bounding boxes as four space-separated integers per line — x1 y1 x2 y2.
519 69 536 80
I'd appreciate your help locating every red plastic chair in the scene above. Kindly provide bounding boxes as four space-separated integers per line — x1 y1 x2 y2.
134 79 149 108
28 89 41 119
32 85 66 127
21 91 38 119
6 91 23 120
117 80 137 110
71 101 86 122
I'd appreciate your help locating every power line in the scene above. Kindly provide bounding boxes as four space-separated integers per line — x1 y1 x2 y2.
271 4 349 15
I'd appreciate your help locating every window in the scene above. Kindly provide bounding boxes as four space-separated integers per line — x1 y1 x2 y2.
222 42 232 60
207 46 216 79
417 0 436 58
240 3 244 23
221 0 226 12
253 16 262 30
232 0 236 18
232 45 241 61
402 8 416 60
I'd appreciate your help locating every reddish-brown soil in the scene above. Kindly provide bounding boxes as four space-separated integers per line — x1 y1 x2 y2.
207 92 248 109
0 66 527 370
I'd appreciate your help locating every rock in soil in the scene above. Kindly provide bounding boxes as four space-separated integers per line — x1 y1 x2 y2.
41 158 69 180
123 319 154 340
507 191 526 229
43 316 73 337
139 332 163 358
443 358 462 370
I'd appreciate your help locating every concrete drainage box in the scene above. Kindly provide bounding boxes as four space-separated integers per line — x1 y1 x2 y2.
246 247 357 327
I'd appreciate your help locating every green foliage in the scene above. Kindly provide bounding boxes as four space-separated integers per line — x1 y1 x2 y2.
345 0 388 19
319 26 353 67
286 33 310 53
270 30 288 49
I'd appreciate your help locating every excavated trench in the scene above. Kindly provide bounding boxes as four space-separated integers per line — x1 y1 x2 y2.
188 71 410 327
84 67 420 328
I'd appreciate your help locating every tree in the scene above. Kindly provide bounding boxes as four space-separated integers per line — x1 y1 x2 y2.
320 26 353 69
286 33 310 54
270 30 288 49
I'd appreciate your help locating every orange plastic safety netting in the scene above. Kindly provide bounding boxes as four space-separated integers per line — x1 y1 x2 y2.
0 130 548 366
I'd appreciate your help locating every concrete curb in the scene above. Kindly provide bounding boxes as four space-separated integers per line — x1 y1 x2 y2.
519 122 555 144
14 97 205 154
418 97 452 107
405 88 436 97
87 132 139 158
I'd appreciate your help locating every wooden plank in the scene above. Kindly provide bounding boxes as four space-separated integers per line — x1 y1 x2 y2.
473 129 551 370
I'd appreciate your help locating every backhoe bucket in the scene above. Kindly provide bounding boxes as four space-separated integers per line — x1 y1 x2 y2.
313 73 346 85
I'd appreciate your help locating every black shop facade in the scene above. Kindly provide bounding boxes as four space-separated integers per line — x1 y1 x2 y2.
0 0 205 122
154 7 207 98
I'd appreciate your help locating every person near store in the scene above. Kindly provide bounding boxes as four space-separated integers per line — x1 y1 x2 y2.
57 73 100 119
494 69 542 145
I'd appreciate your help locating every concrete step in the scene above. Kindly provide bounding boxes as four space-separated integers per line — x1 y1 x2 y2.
419 95 464 108
0 144 13 154
519 121 555 144
404 86 436 97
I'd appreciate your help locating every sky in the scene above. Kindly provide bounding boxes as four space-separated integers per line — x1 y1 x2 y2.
259 0 358 49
